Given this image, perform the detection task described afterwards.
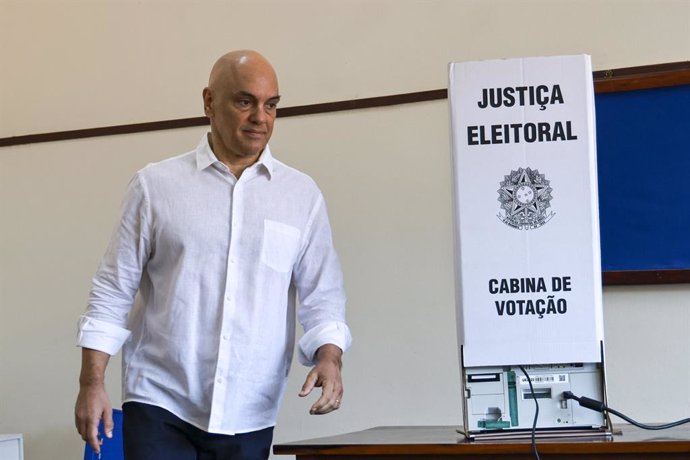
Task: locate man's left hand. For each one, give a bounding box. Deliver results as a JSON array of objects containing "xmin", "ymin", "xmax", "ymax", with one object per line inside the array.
[{"xmin": 299, "ymin": 344, "xmax": 343, "ymax": 415}]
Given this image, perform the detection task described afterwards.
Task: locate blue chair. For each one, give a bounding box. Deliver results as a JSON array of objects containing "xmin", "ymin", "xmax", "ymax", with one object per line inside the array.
[{"xmin": 83, "ymin": 408, "xmax": 123, "ymax": 460}]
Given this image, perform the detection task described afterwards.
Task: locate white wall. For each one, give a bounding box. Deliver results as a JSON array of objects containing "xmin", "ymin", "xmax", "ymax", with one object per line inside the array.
[{"xmin": 1, "ymin": 1, "xmax": 689, "ymax": 459}]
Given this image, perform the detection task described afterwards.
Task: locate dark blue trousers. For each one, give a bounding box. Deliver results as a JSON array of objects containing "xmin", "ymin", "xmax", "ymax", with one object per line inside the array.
[{"xmin": 122, "ymin": 402, "xmax": 273, "ymax": 460}]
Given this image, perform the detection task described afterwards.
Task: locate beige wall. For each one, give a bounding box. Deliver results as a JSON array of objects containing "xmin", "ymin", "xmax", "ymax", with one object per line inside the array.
[{"xmin": 1, "ymin": 1, "xmax": 689, "ymax": 459}]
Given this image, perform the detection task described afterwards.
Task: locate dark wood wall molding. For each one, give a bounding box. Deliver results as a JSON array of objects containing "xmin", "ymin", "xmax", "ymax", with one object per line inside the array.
[
  {"xmin": 0, "ymin": 117, "xmax": 210, "ymax": 148},
  {"xmin": 2, "ymin": 61, "xmax": 689, "ymax": 287},
  {"xmin": 593, "ymin": 61, "xmax": 690, "ymax": 93},
  {"xmin": 0, "ymin": 90, "xmax": 449, "ymax": 148},
  {"xmin": 603, "ymin": 269, "xmax": 690, "ymax": 286}
]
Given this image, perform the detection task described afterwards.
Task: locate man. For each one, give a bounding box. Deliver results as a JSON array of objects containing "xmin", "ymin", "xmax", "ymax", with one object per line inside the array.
[{"xmin": 75, "ymin": 50, "xmax": 351, "ymax": 460}]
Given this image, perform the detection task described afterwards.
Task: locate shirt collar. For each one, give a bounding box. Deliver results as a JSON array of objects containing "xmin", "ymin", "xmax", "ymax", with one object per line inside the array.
[
  {"xmin": 256, "ymin": 144, "xmax": 275, "ymax": 179},
  {"xmin": 195, "ymin": 134, "xmax": 217, "ymax": 171},
  {"xmin": 195, "ymin": 133, "xmax": 275, "ymax": 179}
]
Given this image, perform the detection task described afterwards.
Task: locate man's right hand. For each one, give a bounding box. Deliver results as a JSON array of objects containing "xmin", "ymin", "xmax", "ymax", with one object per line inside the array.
[{"xmin": 75, "ymin": 348, "xmax": 113, "ymax": 455}]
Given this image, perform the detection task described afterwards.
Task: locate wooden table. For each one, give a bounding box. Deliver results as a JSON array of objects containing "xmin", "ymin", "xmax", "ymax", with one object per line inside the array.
[{"xmin": 273, "ymin": 425, "xmax": 690, "ymax": 459}]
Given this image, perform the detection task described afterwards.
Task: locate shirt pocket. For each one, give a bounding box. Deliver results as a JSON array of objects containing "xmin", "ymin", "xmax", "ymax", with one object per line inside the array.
[{"xmin": 261, "ymin": 219, "xmax": 302, "ymax": 273}]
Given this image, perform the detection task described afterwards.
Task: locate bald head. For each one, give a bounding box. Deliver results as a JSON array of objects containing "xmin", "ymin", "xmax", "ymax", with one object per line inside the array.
[
  {"xmin": 202, "ymin": 50, "xmax": 281, "ymax": 174},
  {"xmin": 208, "ymin": 50, "xmax": 278, "ymax": 95}
]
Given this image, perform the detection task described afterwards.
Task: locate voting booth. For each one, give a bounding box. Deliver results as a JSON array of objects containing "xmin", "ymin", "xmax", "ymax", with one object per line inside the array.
[{"xmin": 449, "ymin": 55, "xmax": 610, "ymax": 438}]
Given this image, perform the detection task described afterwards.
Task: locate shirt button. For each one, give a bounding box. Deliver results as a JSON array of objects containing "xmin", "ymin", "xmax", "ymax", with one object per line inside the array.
[
  {"xmin": 222, "ymin": 335, "xmax": 229, "ymax": 341},
  {"xmin": 217, "ymin": 378, "xmax": 223, "ymax": 384}
]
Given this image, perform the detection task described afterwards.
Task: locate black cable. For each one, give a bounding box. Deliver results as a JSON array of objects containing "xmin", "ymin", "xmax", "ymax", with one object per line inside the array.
[
  {"xmin": 518, "ymin": 366, "xmax": 541, "ymax": 460},
  {"xmin": 563, "ymin": 391, "xmax": 690, "ymax": 430}
]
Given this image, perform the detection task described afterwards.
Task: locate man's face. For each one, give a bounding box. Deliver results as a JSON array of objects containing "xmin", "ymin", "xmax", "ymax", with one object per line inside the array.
[{"xmin": 204, "ymin": 60, "xmax": 280, "ymax": 161}]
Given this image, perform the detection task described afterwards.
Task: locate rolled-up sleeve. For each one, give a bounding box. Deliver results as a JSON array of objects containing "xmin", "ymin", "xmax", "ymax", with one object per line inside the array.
[
  {"xmin": 77, "ymin": 173, "xmax": 151, "ymax": 355},
  {"xmin": 77, "ymin": 315, "xmax": 132, "ymax": 355},
  {"xmin": 298, "ymin": 321, "xmax": 352, "ymax": 366},
  {"xmin": 293, "ymin": 194, "xmax": 352, "ymax": 366}
]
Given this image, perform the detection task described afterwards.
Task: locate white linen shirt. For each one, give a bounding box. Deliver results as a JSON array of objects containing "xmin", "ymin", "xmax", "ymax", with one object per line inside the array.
[{"xmin": 78, "ymin": 134, "xmax": 351, "ymax": 434}]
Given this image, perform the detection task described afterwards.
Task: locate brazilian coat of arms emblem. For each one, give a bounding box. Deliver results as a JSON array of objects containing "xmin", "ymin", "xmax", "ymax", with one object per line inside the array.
[{"xmin": 497, "ymin": 167, "xmax": 554, "ymax": 230}]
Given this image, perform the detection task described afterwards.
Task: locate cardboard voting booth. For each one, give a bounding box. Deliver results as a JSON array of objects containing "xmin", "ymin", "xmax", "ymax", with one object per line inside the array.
[{"xmin": 449, "ymin": 55, "xmax": 609, "ymax": 437}]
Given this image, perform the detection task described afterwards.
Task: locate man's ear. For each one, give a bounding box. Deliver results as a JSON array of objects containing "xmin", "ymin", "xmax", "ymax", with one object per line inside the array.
[{"xmin": 202, "ymin": 87, "xmax": 213, "ymax": 118}]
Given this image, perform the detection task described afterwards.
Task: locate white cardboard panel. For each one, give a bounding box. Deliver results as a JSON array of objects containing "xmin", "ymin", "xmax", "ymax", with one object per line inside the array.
[{"xmin": 449, "ymin": 55, "xmax": 604, "ymax": 367}]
